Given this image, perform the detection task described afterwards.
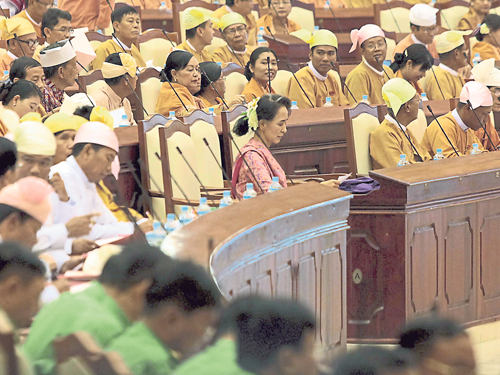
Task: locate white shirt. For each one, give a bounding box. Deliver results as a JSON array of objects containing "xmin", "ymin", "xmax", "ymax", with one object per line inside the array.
[
  {"xmin": 50, "ymin": 155, "xmax": 134, "ymax": 240},
  {"xmin": 308, "ymin": 61, "xmax": 328, "ymax": 81},
  {"xmin": 385, "ymin": 114, "xmax": 407, "ymax": 132},
  {"xmin": 363, "ymin": 59, "xmax": 384, "ymax": 76},
  {"xmin": 113, "ymin": 36, "xmax": 131, "ymax": 51},
  {"xmin": 452, "ymin": 108, "xmax": 469, "ymax": 132},
  {"xmin": 438, "ymin": 63, "xmax": 459, "ymax": 77}
]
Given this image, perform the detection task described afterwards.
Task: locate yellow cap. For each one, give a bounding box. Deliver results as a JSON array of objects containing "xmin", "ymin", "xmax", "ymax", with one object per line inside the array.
[
  {"xmin": 382, "ymin": 78, "xmax": 417, "ymax": 115},
  {"xmin": 90, "ymin": 106, "xmax": 114, "ymax": 129},
  {"xmin": 220, "ymin": 12, "xmax": 246, "ymax": 31},
  {"xmin": 310, "ymin": 29, "xmax": 338, "ymax": 49},
  {"xmin": 102, "ymin": 53, "xmax": 137, "ymax": 79},
  {"xmin": 435, "ymin": 30, "xmax": 471, "ymax": 54},
  {"xmin": 20, "ymin": 112, "xmax": 42, "ymax": 123},
  {"xmin": 183, "ymin": 7, "xmax": 212, "ymax": 30},
  {"xmin": 44, "ymin": 112, "xmax": 78, "ymax": 134},
  {"xmin": 0, "ymin": 17, "xmax": 36, "ymax": 40},
  {"xmin": 290, "ymin": 29, "xmax": 313, "ymax": 43},
  {"xmin": 13, "ymin": 121, "xmax": 56, "ymax": 156},
  {"xmin": 72, "ymin": 115, "xmax": 88, "ymax": 130}
]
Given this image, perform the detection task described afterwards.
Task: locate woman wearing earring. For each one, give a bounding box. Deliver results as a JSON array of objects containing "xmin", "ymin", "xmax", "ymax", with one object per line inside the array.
[
  {"xmin": 231, "ymin": 94, "xmax": 290, "ymax": 199},
  {"xmin": 0, "ymin": 79, "xmax": 42, "ymax": 119},
  {"xmin": 473, "ymin": 15, "xmax": 500, "ymax": 63},
  {"xmin": 241, "ymin": 47, "xmax": 278, "ymax": 102},
  {"xmin": 390, "ymin": 44, "xmax": 434, "ymax": 97}
]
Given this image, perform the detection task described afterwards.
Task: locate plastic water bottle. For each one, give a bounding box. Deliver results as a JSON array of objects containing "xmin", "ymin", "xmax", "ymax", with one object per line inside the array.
[
  {"xmin": 470, "ymin": 143, "xmax": 482, "ymax": 155},
  {"xmin": 291, "ymin": 101, "xmax": 299, "ymax": 110},
  {"xmin": 472, "ymin": 53, "xmax": 481, "ymax": 66},
  {"xmin": 179, "ymin": 205, "xmax": 193, "ymax": 225},
  {"xmin": 145, "ymin": 221, "xmax": 165, "ymax": 247},
  {"xmin": 361, "ymin": 95, "xmax": 370, "ymax": 104},
  {"xmin": 324, "ymin": 97, "xmax": 334, "ymax": 107},
  {"xmin": 243, "ymin": 183, "xmax": 257, "ymax": 199},
  {"xmin": 219, "ymin": 190, "xmax": 234, "ymax": 208},
  {"xmin": 167, "ymin": 111, "xmax": 177, "ymax": 121},
  {"xmin": 118, "ymin": 114, "xmax": 129, "ymax": 127},
  {"xmin": 2, "ymin": 70, "xmax": 8, "ymax": 78},
  {"xmin": 214, "ymin": 0, "xmax": 219, "ymax": 4},
  {"xmin": 159, "ymin": 1, "xmax": 167, "ymax": 10},
  {"xmin": 208, "ymin": 106, "xmax": 215, "ymax": 117},
  {"xmin": 196, "ymin": 197, "xmax": 211, "ymax": 216},
  {"xmin": 216, "ymin": 62, "xmax": 222, "ymax": 67},
  {"xmin": 397, "ymin": 154, "xmax": 409, "ymax": 166},
  {"xmin": 421, "ymin": 92, "xmax": 428, "ymax": 101},
  {"xmin": 258, "ymin": 26, "xmax": 265, "ymax": 40},
  {"xmin": 430, "ymin": 0, "xmax": 436, "ymax": 6},
  {"xmin": 269, "ymin": 176, "xmax": 282, "ymax": 192},
  {"xmin": 323, "ymin": 0, "xmax": 329, "ymax": 9},
  {"xmin": 257, "ymin": 36, "xmax": 268, "ymax": 47},
  {"xmin": 314, "ymin": 26, "xmax": 319, "ymax": 33},
  {"xmin": 433, "ymin": 148, "xmax": 445, "ymax": 160},
  {"xmin": 164, "ymin": 213, "xmax": 181, "ymax": 235}
]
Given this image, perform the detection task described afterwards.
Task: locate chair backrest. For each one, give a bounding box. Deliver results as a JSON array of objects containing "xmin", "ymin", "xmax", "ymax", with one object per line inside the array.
[
  {"xmin": 374, "ymin": 1, "xmax": 412, "ymax": 33},
  {"xmin": 434, "ymin": 0, "xmax": 470, "ymax": 30},
  {"xmin": 172, "ymin": 0, "xmax": 219, "ymax": 43},
  {"xmin": 78, "ymin": 70, "xmax": 106, "ymax": 95},
  {"xmin": 384, "ymin": 30, "xmax": 398, "ymax": 62},
  {"xmin": 53, "ymin": 332, "xmax": 132, "ymax": 375},
  {"xmin": 222, "ymin": 63, "xmax": 244, "ymax": 77},
  {"xmin": 288, "ymin": 0, "xmax": 315, "ymax": 33},
  {"xmin": 0, "ymin": 331, "xmax": 18, "ymax": 375},
  {"xmin": 273, "ymin": 70, "xmax": 292, "ymax": 96},
  {"xmin": 139, "ymin": 30, "xmax": 178, "ymax": 67},
  {"xmin": 344, "ymin": 102, "xmax": 385, "ymax": 176},
  {"xmin": 86, "ymin": 31, "xmax": 111, "ymax": 52},
  {"xmin": 138, "ymin": 67, "xmax": 162, "ymax": 117},
  {"xmin": 225, "ymin": 72, "xmax": 247, "ymax": 103},
  {"xmin": 221, "ymin": 104, "xmax": 250, "ymax": 177},
  {"xmin": 205, "ymin": 36, "xmax": 226, "ymax": 55},
  {"xmin": 190, "ymin": 119, "xmax": 224, "ymax": 188},
  {"xmin": 407, "ymin": 109, "xmax": 427, "ymax": 144},
  {"xmin": 492, "ymin": 0, "xmax": 500, "ymax": 15},
  {"xmin": 181, "ymin": 109, "xmax": 214, "ymax": 125}
]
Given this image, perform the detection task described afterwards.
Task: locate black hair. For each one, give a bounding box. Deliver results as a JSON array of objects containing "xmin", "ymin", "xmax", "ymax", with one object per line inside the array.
[
  {"xmin": 438, "ymin": 43, "xmax": 465, "ymax": 60},
  {"xmin": 41, "ymin": 8, "xmax": 71, "ymax": 38},
  {"xmin": 144, "ymin": 259, "xmax": 221, "ymax": 314},
  {"xmin": 0, "ymin": 79, "xmax": 42, "ymax": 106},
  {"xmin": 477, "ymin": 14, "xmax": 500, "ymax": 42},
  {"xmin": 331, "ymin": 346, "xmax": 417, "ymax": 375},
  {"xmin": 0, "ymin": 138, "xmax": 16, "ymax": 178},
  {"xmin": 237, "ymin": 298, "xmax": 316, "ymax": 373},
  {"xmin": 104, "ymin": 52, "xmax": 126, "ymax": 86},
  {"xmin": 71, "ymin": 143, "xmax": 105, "ymax": 157},
  {"xmin": 233, "ymin": 94, "xmax": 291, "ymax": 136},
  {"xmin": 73, "ymin": 105, "xmax": 93, "ymax": 120},
  {"xmin": 9, "ymin": 57, "xmax": 41, "ymax": 81},
  {"xmin": 226, "ymin": 0, "xmax": 235, "ymax": 6},
  {"xmin": 410, "ymin": 22, "xmax": 420, "ymax": 31},
  {"xmin": 0, "ymin": 205, "xmax": 33, "ymax": 225},
  {"xmin": 111, "ymin": 5, "xmax": 139, "ymax": 25},
  {"xmin": 244, "ymin": 47, "xmax": 278, "ymax": 81},
  {"xmin": 390, "ymin": 44, "xmax": 434, "ymax": 73},
  {"xmin": 398, "ymin": 315, "xmax": 466, "ymax": 360},
  {"xmin": 98, "ymin": 243, "xmax": 168, "ymax": 290},
  {"xmin": 311, "ymin": 45, "xmax": 337, "ymax": 54},
  {"xmin": 0, "ymin": 241, "xmax": 45, "ymax": 283},
  {"xmin": 40, "ymin": 41, "xmax": 74, "ymax": 79},
  {"xmin": 197, "ymin": 61, "xmax": 222, "ymax": 95},
  {"xmin": 161, "ymin": 50, "xmax": 194, "ymax": 83},
  {"xmin": 185, "ymin": 20, "xmax": 209, "ymax": 40}
]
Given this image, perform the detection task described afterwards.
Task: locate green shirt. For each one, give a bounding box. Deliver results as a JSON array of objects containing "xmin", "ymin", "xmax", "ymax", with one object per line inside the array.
[
  {"xmin": 23, "ymin": 282, "xmax": 130, "ymax": 375},
  {"xmin": 106, "ymin": 321, "xmax": 178, "ymax": 375},
  {"xmin": 174, "ymin": 339, "xmax": 253, "ymax": 375}
]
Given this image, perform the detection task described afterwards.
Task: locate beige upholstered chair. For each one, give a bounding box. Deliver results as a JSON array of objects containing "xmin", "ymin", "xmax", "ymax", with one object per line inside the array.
[
  {"xmin": 344, "ymin": 102, "xmax": 385, "ymax": 176},
  {"xmin": 435, "ymin": 0, "xmax": 470, "ymax": 30},
  {"xmin": 273, "ymin": 70, "xmax": 293, "ymax": 96},
  {"xmin": 78, "ymin": 70, "xmax": 106, "ymax": 95},
  {"xmin": 225, "ymin": 72, "xmax": 247, "ymax": 103},
  {"xmin": 138, "ymin": 68, "xmax": 162, "ymax": 118},
  {"xmin": 205, "ymin": 36, "xmax": 226, "ymax": 55},
  {"xmin": 221, "ymin": 105, "xmax": 250, "ymax": 177},
  {"xmin": 139, "ymin": 30, "xmax": 178, "ymax": 67},
  {"xmin": 288, "ymin": 0, "xmax": 315, "ymax": 33},
  {"xmin": 85, "ymin": 31, "xmax": 111, "ymax": 53},
  {"xmin": 407, "ymin": 109, "xmax": 427, "ymax": 144},
  {"xmin": 374, "ymin": 1, "xmax": 412, "ymax": 33}
]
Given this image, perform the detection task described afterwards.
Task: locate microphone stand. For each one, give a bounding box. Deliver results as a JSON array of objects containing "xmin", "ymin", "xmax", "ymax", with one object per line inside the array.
[
  {"xmin": 104, "ymin": 0, "xmax": 114, "ymax": 12},
  {"xmin": 159, "ymin": 70, "xmax": 189, "ymax": 113},
  {"xmin": 161, "ymin": 29, "xmax": 176, "ymax": 49},
  {"xmin": 228, "ymin": 132, "xmax": 265, "ymax": 194},
  {"xmin": 218, "ymin": 28, "xmax": 245, "ymax": 68},
  {"xmin": 375, "ymin": 56, "xmax": 391, "ymax": 81},
  {"xmin": 267, "ymin": 56, "xmax": 272, "ymax": 93},
  {"xmin": 198, "ymin": 65, "xmax": 230, "ymax": 109},
  {"xmin": 430, "ymin": 65, "xmax": 446, "ymax": 100},
  {"xmin": 329, "ymin": 61, "xmax": 357, "ymax": 104},
  {"xmin": 467, "ymin": 99, "xmax": 498, "ymax": 151},
  {"xmin": 427, "ymin": 105, "xmax": 460, "ymax": 157},
  {"xmin": 391, "ymin": 114, "xmax": 423, "ymax": 161},
  {"xmin": 13, "ymin": 33, "xmax": 26, "ymax": 57},
  {"xmin": 326, "ymin": 2, "xmax": 344, "ymax": 34},
  {"xmin": 269, "ymin": 1, "xmax": 290, "ymax": 35},
  {"xmin": 74, "ymin": 78, "xmax": 95, "ymax": 107},
  {"xmin": 382, "ymin": 0, "xmax": 401, "ymax": 33}
]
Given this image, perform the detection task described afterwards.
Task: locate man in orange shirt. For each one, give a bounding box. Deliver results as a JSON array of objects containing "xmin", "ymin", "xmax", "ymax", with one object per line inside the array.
[
  {"xmin": 58, "ymin": 0, "xmax": 110, "ymax": 31},
  {"xmin": 12, "ymin": 0, "xmax": 51, "ymax": 37},
  {"xmin": 0, "ymin": 18, "xmax": 38, "ymax": 73},
  {"xmin": 393, "ymin": 3, "xmax": 439, "ymax": 60},
  {"xmin": 213, "ymin": 0, "xmax": 257, "ymax": 45}
]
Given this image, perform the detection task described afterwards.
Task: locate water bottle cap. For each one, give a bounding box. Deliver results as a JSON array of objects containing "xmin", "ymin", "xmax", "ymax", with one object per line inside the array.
[
  {"xmin": 272, "ymin": 176, "xmax": 279, "ymax": 182},
  {"xmin": 161, "ymin": 1, "xmax": 165, "ymax": 4},
  {"xmin": 475, "ymin": 53, "xmax": 480, "ymax": 57},
  {"xmin": 153, "ymin": 221, "xmax": 162, "ymax": 230},
  {"xmin": 259, "ymin": 26, "xmax": 264, "ymax": 31},
  {"xmin": 292, "ymin": 101, "xmax": 297, "ymax": 106},
  {"xmin": 169, "ymin": 111, "xmax": 176, "ymax": 117},
  {"xmin": 362, "ymin": 95, "xmax": 368, "ymax": 100},
  {"xmin": 181, "ymin": 205, "xmax": 188, "ymax": 212},
  {"xmin": 473, "ymin": 143, "xmax": 478, "ymax": 148},
  {"xmin": 209, "ymin": 107, "xmax": 214, "ymax": 114},
  {"xmin": 325, "ymin": 1, "xmax": 329, "ymax": 4},
  {"xmin": 3, "ymin": 70, "xmax": 8, "ymax": 75},
  {"xmin": 421, "ymin": 93, "xmax": 426, "ymax": 97},
  {"xmin": 326, "ymin": 97, "xmax": 332, "ymax": 103},
  {"xmin": 199, "ymin": 197, "xmax": 207, "ymax": 204},
  {"xmin": 121, "ymin": 114, "xmax": 127, "ymax": 120},
  {"xmin": 223, "ymin": 190, "xmax": 230, "ymax": 197},
  {"xmin": 167, "ymin": 213, "xmax": 175, "ymax": 221},
  {"xmin": 314, "ymin": 26, "xmax": 319, "ymax": 31},
  {"xmin": 400, "ymin": 154, "xmax": 406, "ymax": 159},
  {"xmin": 246, "ymin": 183, "xmax": 253, "ymax": 189},
  {"xmin": 216, "ymin": 62, "xmax": 222, "ymax": 66},
  {"xmin": 436, "ymin": 148, "xmax": 442, "ymax": 153}
]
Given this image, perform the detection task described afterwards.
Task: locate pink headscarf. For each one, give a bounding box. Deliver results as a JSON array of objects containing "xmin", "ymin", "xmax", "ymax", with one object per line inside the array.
[
  {"xmin": 459, "ymin": 81, "xmax": 493, "ymax": 109},
  {"xmin": 0, "ymin": 177, "xmax": 53, "ymax": 223},
  {"xmin": 349, "ymin": 24, "xmax": 385, "ymax": 53},
  {"xmin": 74, "ymin": 121, "xmax": 119, "ymax": 153}
]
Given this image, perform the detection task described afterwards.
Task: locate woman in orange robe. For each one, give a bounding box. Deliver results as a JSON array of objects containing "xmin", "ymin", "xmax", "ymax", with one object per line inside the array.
[
  {"xmin": 473, "ymin": 15, "xmax": 500, "ymax": 63},
  {"xmin": 241, "ymin": 47, "xmax": 278, "ymax": 102}
]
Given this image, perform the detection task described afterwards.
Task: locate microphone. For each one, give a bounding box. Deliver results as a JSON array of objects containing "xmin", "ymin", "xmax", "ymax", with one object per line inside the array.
[
  {"xmin": 175, "ymin": 146, "xmax": 217, "ymax": 206},
  {"xmin": 374, "ymin": 56, "xmax": 391, "ymax": 81},
  {"xmin": 104, "ymin": 0, "xmax": 113, "ymax": 12},
  {"xmin": 198, "ymin": 65, "xmax": 230, "ymax": 109},
  {"xmin": 266, "ymin": 26, "xmax": 315, "ymax": 108},
  {"xmin": 326, "ymin": 2, "xmax": 344, "ymax": 34},
  {"xmin": 390, "ymin": 113, "xmax": 423, "ymax": 161},
  {"xmin": 123, "ymin": 73, "xmax": 149, "ymax": 117},
  {"xmin": 76, "ymin": 61, "xmax": 89, "ymax": 73},
  {"xmin": 269, "ymin": 1, "xmax": 290, "ymax": 35},
  {"xmin": 108, "ymin": 174, "xmax": 148, "ymax": 242},
  {"xmin": 329, "ymin": 61, "xmax": 357, "ymax": 104},
  {"xmin": 218, "ymin": 28, "xmax": 245, "ymax": 68},
  {"xmin": 159, "ymin": 69, "xmax": 189, "ymax": 113},
  {"xmin": 382, "ymin": 0, "xmax": 401, "ymax": 33},
  {"xmin": 466, "ymin": 99, "xmax": 498, "ymax": 151},
  {"xmin": 13, "ymin": 33, "xmax": 25, "ymax": 57},
  {"xmin": 426, "ymin": 105, "xmax": 460, "ymax": 157},
  {"xmin": 228, "ymin": 132, "xmax": 265, "ymax": 194},
  {"xmin": 267, "ymin": 56, "xmax": 272, "ymax": 93},
  {"xmin": 430, "ymin": 65, "xmax": 446, "ymax": 100},
  {"xmin": 202, "ymin": 137, "xmax": 240, "ymax": 200},
  {"xmin": 161, "ymin": 29, "xmax": 177, "ymax": 50},
  {"xmin": 74, "ymin": 78, "xmax": 95, "ymax": 107},
  {"xmin": 0, "ymin": 7, "xmax": 8, "ymax": 18}
]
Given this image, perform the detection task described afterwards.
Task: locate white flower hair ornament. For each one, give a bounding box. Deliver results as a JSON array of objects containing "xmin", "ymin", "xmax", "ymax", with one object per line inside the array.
[{"xmin": 240, "ymin": 98, "xmax": 259, "ymax": 132}]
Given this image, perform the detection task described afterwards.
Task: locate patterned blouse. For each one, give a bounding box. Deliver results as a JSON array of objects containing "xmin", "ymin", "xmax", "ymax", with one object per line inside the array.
[
  {"xmin": 42, "ymin": 77, "xmax": 65, "ymax": 113},
  {"xmin": 233, "ymin": 137, "xmax": 287, "ymax": 200}
]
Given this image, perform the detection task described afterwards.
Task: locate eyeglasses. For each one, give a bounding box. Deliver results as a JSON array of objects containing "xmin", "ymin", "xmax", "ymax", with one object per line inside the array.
[
  {"xmin": 489, "ymin": 87, "xmax": 500, "ymax": 95},
  {"xmin": 224, "ymin": 25, "xmax": 247, "ymax": 36},
  {"xmin": 419, "ymin": 25, "xmax": 437, "ymax": 33},
  {"xmin": 36, "ymin": 0, "xmax": 54, "ymax": 8},
  {"xmin": 17, "ymin": 39, "xmax": 39, "ymax": 48},
  {"xmin": 53, "ymin": 27, "xmax": 74, "ymax": 34},
  {"xmin": 363, "ymin": 40, "xmax": 387, "ymax": 51}
]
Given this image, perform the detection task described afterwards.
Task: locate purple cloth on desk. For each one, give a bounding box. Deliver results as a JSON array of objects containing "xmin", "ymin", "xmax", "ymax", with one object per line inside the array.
[{"xmin": 339, "ymin": 177, "xmax": 380, "ymax": 194}]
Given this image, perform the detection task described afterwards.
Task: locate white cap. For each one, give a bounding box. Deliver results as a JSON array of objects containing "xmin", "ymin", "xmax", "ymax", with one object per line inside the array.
[
  {"xmin": 39, "ymin": 41, "xmax": 76, "ymax": 68},
  {"xmin": 409, "ymin": 4, "xmax": 438, "ymax": 27}
]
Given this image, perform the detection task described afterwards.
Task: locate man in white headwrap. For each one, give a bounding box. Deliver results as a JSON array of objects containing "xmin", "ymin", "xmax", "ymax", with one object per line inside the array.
[
  {"xmin": 471, "ymin": 58, "xmax": 500, "ymax": 150},
  {"xmin": 370, "ymin": 78, "xmax": 431, "ymax": 169}
]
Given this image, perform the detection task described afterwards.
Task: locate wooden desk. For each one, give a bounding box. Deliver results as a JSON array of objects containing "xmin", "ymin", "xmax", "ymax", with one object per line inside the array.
[
  {"xmin": 162, "ymin": 182, "xmax": 352, "ymax": 358},
  {"xmin": 347, "ymin": 152, "xmax": 500, "ymax": 342},
  {"xmin": 263, "ymin": 34, "xmax": 310, "ymax": 71}
]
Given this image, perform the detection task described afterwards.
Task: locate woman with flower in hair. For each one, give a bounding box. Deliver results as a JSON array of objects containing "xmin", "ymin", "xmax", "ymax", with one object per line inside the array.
[
  {"xmin": 473, "ymin": 14, "xmax": 500, "ymax": 63},
  {"xmin": 231, "ymin": 94, "xmax": 290, "ymax": 199}
]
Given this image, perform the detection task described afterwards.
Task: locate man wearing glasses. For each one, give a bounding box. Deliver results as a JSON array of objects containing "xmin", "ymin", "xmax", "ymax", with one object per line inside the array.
[
  {"xmin": 213, "ymin": 13, "xmax": 254, "ymax": 68},
  {"xmin": 257, "ymin": 0, "xmax": 301, "ymax": 36},
  {"xmin": 13, "ymin": 0, "xmax": 53, "ymax": 38},
  {"xmin": 33, "ymin": 8, "xmax": 72, "ymax": 62},
  {"xmin": 212, "ymin": 0, "xmax": 257, "ymax": 46},
  {"xmin": 393, "ymin": 4, "xmax": 439, "ymax": 61},
  {"xmin": 0, "ymin": 17, "xmax": 38, "ymax": 73}
]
